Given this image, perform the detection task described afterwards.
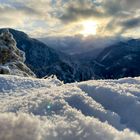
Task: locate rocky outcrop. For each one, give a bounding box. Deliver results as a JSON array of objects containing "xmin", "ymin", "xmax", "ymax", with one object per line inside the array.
[{"xmin": 0, "ymin": 29, "xmax": 35, "ymax": 77}]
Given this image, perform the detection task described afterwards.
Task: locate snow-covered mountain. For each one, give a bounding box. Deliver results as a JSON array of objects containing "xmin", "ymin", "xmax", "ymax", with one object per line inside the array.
[
  {"xmin": 0, "ymin": 28, "xmax": 79, "ymax": 83},
  {"xmin": 94, "ymin": 39, "xmax": 140, "ymax": 79},
  {"xmin": 1, "ymin": 28, "xmax": 140, "ymax": 83},
  {"xmin": 0, "ymin": 74, "xmax": 140, "ymax": 140},
  {"xmin": 40, "ymin": 35, "xmax": 140, "ymax": 81},
  {"xmin": 0, "ymin": 28, "xmax": 97, "ymax": 83},
  {"xmin": 0, "ymin": 29, "xmax": 35, "ymax": 77}
]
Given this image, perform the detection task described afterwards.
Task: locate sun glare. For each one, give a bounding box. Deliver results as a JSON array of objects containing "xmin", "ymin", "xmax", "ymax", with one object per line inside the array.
[{"xmin": 80, "ymin": 20, "xmax": 97, "ymax": 37}]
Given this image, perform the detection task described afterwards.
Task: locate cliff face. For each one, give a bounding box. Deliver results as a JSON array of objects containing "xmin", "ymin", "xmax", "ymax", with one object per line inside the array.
[{"xmin": 0, "ymin": 29, "xmax": 35, "ymax": 77}]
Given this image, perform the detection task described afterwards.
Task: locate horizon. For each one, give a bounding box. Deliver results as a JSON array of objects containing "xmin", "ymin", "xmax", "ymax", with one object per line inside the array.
[{"xmin": 0, "ymin": 0, "xmax": 140, "ymax": 38}]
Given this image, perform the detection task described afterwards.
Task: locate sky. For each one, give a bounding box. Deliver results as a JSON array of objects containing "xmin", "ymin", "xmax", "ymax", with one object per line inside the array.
[{"xmin": 0, "ymin": 0, "xmax": 140, "ymax": 38}]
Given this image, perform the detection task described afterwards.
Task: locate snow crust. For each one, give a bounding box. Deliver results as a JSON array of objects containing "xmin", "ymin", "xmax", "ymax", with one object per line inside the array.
[{"xmin": 0, "ymin": 75, "xmax": 140, "ymax": 140}]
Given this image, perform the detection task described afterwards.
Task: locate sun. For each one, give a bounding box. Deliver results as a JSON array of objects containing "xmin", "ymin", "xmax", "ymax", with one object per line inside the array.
[{"xmin": 80, "ymin": 20, "xmax": 97, "ymax": 37}]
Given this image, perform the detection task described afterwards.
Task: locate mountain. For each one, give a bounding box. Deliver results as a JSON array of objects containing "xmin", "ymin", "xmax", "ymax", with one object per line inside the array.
[
  {"xmin": 2, "ymin": 28, "xmax": 139, "ymax": 83},
  {"xmin": 94, "ymin": 39, "xmax": 140, "ymax": 79},
  {"xmin": 0, "ymin": 28, "xmax": 98, "ymax": 83},
  {"xmin": 0, "ymin": 29, "xmax": 35, "ymax": 77},
  {"xmin": 0, "ymin": 28, "xmax": 78, "ymax": 83}
]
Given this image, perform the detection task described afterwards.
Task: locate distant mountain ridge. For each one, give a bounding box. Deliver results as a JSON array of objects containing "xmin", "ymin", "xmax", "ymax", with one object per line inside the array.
[{"xmin": 94, "ymin": 39, "xmax": 140, "ymax": 79}]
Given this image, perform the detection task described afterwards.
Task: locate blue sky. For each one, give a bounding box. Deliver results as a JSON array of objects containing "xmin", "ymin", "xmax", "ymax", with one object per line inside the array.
[{"xmin": 0, "ymin": 0, "xmax": 140, "ymax": 37}]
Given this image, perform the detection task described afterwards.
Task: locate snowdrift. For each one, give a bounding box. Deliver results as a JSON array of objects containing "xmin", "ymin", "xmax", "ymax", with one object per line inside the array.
[{"xmin": 0, "ymin": 75, "xmax": 140, "ymax": 140}]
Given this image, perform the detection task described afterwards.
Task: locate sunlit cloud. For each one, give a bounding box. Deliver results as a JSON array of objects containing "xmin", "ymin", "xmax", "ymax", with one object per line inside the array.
[{"xmin": 0, "ymin": 0, "xmax": 140, "ymax": 37}]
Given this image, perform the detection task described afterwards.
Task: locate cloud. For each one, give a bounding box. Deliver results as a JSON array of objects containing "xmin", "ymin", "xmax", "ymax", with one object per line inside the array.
[
  {"xmin": 0, "ymin": 0, "xmax": 60, "ymax": 35},
  {"xmin": 59, "ymin": 0, "xmax": 105, "ymax": 23},
  {"xmin": 0, "ymin": 4, "xmax": 26, "ymax": 27},
  {"xmin": 104, "ymin": 0, "xmax": 140, "ymax": 35},
  {"xmin": 0, "ymin": 0, "xmax": 140, "ymax": 37},
  {"xmin": 121, "ymin": 0, "xmax": 140, "ymax": 10},
  {"xmin": 120, "ymin": 17, "xmax": 140, "ymax": 31},
  {"xmin": 58, "ymin": 0, "xmax": 140, "ymax": 36}
]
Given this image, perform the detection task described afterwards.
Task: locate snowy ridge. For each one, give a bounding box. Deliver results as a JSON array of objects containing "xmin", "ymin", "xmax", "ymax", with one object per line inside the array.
[{"xmin": 0, "ymin": 75, "xmax": 140, "ymax": 140}]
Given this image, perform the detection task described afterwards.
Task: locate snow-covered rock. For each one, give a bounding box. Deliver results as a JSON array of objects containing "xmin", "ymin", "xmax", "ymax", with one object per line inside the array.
[
  {"xmin": 0, "ymin": 29, "xmax": 35, "ymax": 77},
  {"xmin": 0, "ymin": 75, "xmax": 140, "ymax": 140}
]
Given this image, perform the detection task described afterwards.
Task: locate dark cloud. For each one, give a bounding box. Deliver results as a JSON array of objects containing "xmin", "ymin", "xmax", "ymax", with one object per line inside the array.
[
  {"xmin": 59, "ymin": 0, "xmax": 105, "ymax": 22},
  {"xmin": 117, "ymin": 17, "xmax": 140, "ymax": 34},
  {"xmin": 60, "ymin": 6, "xmax": 104, "ymax": 22},
  {"xmin": 120, "ymin": 17, "xmax": 140, "ymax": 29},
  {"xmin": 59, "ymin": 0, "xmax": 123, "ymax": 23},
  {"xmin": 103, "ymin": 0, "xmax": 122, "ymax": 15}
]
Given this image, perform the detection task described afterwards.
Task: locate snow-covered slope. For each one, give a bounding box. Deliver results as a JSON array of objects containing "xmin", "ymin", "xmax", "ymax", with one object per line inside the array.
[{"xmin": 0, "ymin": 75, "xmax": 140, "ymax": 140}]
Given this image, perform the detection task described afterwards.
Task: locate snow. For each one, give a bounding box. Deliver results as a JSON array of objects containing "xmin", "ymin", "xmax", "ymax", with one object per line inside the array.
[
  {"xmin": 100, "ymin": 51, "xmax": 111, "ymax": 61},
  {"xmin": 0, "ymin": 75, "xmax": 140, "ymax": 140}
]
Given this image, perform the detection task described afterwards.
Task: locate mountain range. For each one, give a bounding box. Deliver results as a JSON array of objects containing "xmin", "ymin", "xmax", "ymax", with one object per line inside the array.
[{"xmin": 0, "ymin": 28, "xmax": 140, "ymax": 82}]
